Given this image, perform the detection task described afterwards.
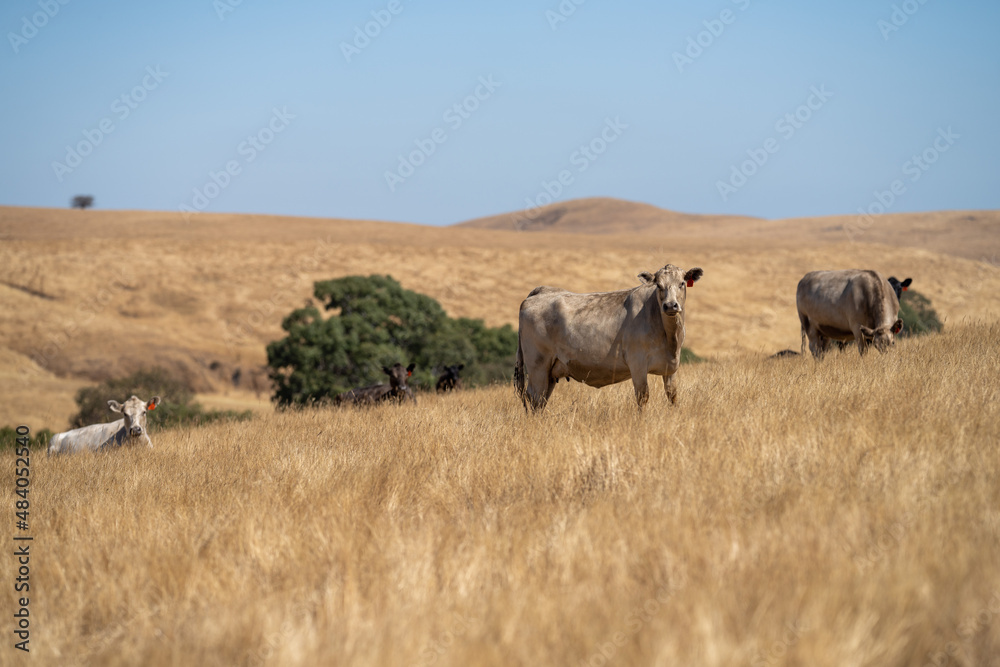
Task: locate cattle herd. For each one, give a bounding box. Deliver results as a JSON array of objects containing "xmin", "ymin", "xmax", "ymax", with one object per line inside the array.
[{"xmin": 48, "ymin": 265, "xmax": 913, "ymax": 454}]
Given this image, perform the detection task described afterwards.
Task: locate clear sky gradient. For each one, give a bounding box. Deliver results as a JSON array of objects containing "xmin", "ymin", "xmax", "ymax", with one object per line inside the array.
[{"xmin": 2, "ymin": 0, "xmax": 997, "ymax": 225}]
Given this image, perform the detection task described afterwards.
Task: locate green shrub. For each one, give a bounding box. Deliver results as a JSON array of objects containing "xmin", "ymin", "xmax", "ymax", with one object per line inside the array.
[
  {"xmin": 680, "ymin": 347, "xmax": 706, "ymax": 364},
  {"xmin": 267, "ymin": 275, "xmax": 518, "ymax": 406},
  {"xmin": 71, "ymin": 367, "xmax": 252, "ymax": 431},
  {"xmin": 0, "ymin": 426, "xmax": 53, "ymax": 451},
  {"xmin": 898, "ymin": 289, "xmax": 943, "ymax": 337}
]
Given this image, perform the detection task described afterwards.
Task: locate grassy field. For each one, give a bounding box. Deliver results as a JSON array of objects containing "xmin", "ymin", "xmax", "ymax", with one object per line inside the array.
[
  {"xmin": 3, "ymin": 202, "xmax": 1000, "ymax": 431},
  {"xmin": 7, "ymin": 322, "xmax": 998, "ymax": 666}
]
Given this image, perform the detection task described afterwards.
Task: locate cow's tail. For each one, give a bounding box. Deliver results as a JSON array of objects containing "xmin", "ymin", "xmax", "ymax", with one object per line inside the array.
[
  {"xmin": 799, "ymin": 314, "xmax": 810, "ymax": 356},
  {"xmin": 514, "ymin": 327, "xmax": 526, "ymax": 404}
]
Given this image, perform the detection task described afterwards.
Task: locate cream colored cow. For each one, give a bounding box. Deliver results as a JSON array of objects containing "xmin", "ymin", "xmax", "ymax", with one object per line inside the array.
[
  {"xmin": 48, "ymin": 395, "xmax": 161, "ymax": 455},
  {"xmin": 514, "ymin": 264, "xmax": 703, "ymax": 411}
]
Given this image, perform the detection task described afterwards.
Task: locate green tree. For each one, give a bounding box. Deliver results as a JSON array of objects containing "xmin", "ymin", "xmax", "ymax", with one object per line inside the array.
[{"xmin": 267, "ymin": 275, "xmax": 517, "ymax": 406}]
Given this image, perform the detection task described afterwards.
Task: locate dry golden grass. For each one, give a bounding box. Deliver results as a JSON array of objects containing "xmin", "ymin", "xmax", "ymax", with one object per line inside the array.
[
  {"xmin": 3, "ymin": 202, "xmax": 1000, "ymax": 431},
  {"xmin": 7, "ymin": 322, "xmax": 998, "ymax": 666}
]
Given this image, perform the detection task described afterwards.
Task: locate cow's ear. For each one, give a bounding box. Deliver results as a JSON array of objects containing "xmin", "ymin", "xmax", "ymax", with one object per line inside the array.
[
  {"xmin": 407, "ymin": 363, "xmax": 416, "ymax": 373},
  {"xmin": 382, "ymin": 366, "xmax": 391, "ymax": 375},
  {"xmin": 892, "ymin": 319, "xmax": 904, "ymax": 334},
  {"xmin": 108, "ymin": 400, "xmax": 123, "ymax": 413},
  {"xmin": 147, "ymin": 396, "xmax": 161, "ymax": 411},
  {"xmin": 684, "ymin": 267, "xmax": 704, "ymax": 286},
  {"xmin": 901, "ymin": 278, "xmax": 912, "ymax": 290},
  {"xmin": 637, "ymin": 272, "xmax": 654, "ymax": 284},
  {"xmin": 457, "ymin": 364, "xmax": 464, "ymax": 371},
  {"xmin": 860, "ymin": 325, "xmax": 875, "ymax": 338}
]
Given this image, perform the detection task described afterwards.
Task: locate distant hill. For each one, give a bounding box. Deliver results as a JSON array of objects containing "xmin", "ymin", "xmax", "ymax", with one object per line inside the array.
[
  {"xmin": 456, "ymin": 197, "xmax": 1000, "ymax": 262},
  {"xmin": 456, "ymin": 197, "xmax": 759, "ymax": 235}
]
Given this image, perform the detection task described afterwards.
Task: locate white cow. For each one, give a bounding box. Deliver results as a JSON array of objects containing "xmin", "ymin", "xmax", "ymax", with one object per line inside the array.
[{"xmin": 48, "ymin": 395, "xmax": 161, "ymax": 455}]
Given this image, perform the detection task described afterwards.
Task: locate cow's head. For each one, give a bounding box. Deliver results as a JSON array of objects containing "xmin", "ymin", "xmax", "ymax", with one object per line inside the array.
[
  {"xmin": 383, "ymin": 363, "xmax": 416, "ymax": 391},
  {"xmin": 887, "ymin": 276, "xmax": 912, "ymax": 300},
  {"xmin": 860, "ymin": 319, "xmax": 904, "ymax": 353},
  {"xmin": 443, "ymin": 364, "xmax": 464, "ymax": 380},
  {"xmin": 108, "ymin": 395, "xmax": 160, "ymax": 439},
  {"xmin": 638, "ymin": 264, "xmax": 703, "ymax": 318}
]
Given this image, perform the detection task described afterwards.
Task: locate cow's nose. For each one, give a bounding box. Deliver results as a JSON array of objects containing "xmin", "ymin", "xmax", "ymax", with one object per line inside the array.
[
  {"xmin": 663, "ymin": 302, "xmax": 680, "ymax": 314},
  {"xmin": 130, "ymin": 426, "xmax": 142, "ymax": 436}
]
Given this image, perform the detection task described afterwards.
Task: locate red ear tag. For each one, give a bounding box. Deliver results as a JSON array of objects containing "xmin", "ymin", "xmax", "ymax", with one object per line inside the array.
[
  {"xmin": 686, "ymin": 279, "xmax": 694, "ymax": 288},
  {"xmin": 147, "ymin": 402, "xmax": 156, "ymax": 411},
  {"xmin": 902, "ymin": 286, "xmax": 908, "ymax": 291},
  {"xmin": 407, "ymin": 371, "xmax": 412, "ymax": 377}
]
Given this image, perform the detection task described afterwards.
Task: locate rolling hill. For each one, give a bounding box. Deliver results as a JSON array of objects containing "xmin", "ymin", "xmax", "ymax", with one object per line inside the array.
[{"xmin": 2, "ymin": 199, "xmax": 999, "ymax": 430}]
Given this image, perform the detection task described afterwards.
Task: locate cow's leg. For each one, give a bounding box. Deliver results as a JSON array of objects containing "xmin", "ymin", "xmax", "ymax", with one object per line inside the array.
[
  {"xmin": 662, "ymin": 373, "xmax": 678, "ymax": 405},
  {"xmin": 854, "ymin": 326, "xmax": 869, "ymax": 356},
  {"xmin": 525, "ymin": 364, "xmax": 555, "ymax": 412},
  {"xmin": 631, "ymin": 371, "xmax": 650, "ymax": 410},
  {"xmin": 807, "ymin": 326, "xmax": 827, "ymax": 359}
]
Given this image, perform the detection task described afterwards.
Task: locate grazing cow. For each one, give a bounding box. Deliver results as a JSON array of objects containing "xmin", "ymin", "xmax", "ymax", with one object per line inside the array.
[
  {"xmin": 514, "ymin": 264, "xmax": 703, "ymax": 411},
  {"xmin": 887, "ymin": 276, "xmax": 913, "ymax": 300},
  {"xmin": 797, "ymin": 269, "xmax": 904, "ymax": 358},
  {"xmin": 436, "ymin": 364, "xmax": 464, "ymax": 393},
  {"xmin": 335, "ymin": 363, "xmax": 416, "ymax": 406},
  {"xmin": 48, "ymin": 395, "xmax": 161, "ymax": 455},
  {"xmin": 830, "ymin": 275, "xmax": 913, "ymax": 353}
]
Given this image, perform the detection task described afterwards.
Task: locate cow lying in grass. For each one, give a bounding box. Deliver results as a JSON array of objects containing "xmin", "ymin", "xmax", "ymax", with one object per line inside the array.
[
  {"xmin": 48, "ymin": 395, "xmax": 161, "ymax": 455},
  {"xmin": 335, "ymin": 363, "xmax": 416, "ymax": 406},
  {"xmin": 436, "ymin": 364, "xmax": 464, "ymax": 393}
]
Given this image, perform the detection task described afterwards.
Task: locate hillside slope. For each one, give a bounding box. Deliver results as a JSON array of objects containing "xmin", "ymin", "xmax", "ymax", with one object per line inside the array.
[
  {"xmin": 3, "ymin": 201, "xmax": 999, "ymax": 429},
  {"xmin": 457, "ymin": 197, "xmax": 1000, "ymax": 262}
]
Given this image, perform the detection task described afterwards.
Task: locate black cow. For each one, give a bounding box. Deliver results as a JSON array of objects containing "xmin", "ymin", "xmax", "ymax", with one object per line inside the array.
[
  {"xmin": 335, "ymin": 363, "xmax": 416, "ymax": 406},
  {"xmin": 887, "ymin": 276, "xmax": 913, "ymax": 300},
  {"xmin": 436, "ymin": 364, "xmax": 464, "ymax": 393}
]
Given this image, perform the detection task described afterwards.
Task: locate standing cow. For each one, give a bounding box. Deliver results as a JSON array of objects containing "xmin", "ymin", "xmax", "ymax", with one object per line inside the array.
[
  {"xmin": 335, "ymin": 363, "xmax": 416, "ymax": 406},
  {"xmin": 797, "ymin": 269, "xmax": 904, "ymax": 358},
  {"xmin": 436, "ymin": 364, "xmax": 464, "ymax": 393},
  {"xmin": 515, "ymin": 264, "xmax": 703, "ymax": 411},
  {"xmin": 48, "ymin": 395, "xmax": 161, "ymax": 455}
]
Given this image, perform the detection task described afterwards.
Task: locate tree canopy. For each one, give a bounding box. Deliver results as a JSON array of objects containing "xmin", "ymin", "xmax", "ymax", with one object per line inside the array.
[{"xmin": 266, "ymin": 275, "xmax": 517, "ymax": 406}]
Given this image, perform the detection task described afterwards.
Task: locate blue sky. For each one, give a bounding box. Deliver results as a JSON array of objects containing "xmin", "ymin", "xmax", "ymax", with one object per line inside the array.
[{"xmin": 1, "ymin": 0, "xmax": 997, "ymax": 225}]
